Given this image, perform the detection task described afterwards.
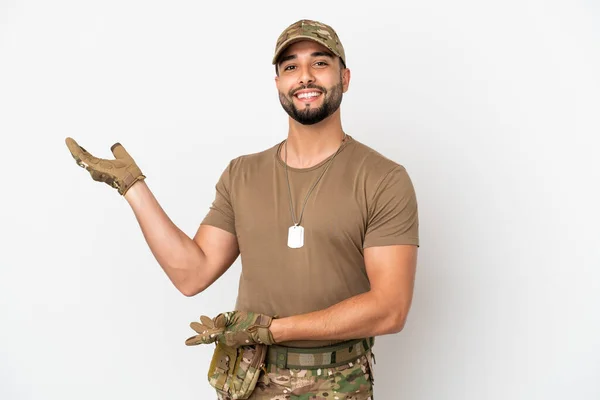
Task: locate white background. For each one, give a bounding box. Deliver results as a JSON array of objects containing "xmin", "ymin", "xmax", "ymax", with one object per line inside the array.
[{"xmin": 1, "ymin": 1, "xmax": 599, "ymax": 399}]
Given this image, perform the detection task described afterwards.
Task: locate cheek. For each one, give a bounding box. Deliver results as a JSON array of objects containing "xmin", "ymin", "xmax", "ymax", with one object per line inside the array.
[
  {"xmin": 276, "ymin": 79, "xmax": 293, "ymax": 95},
  {"xmin": 321, "ymin": 73, "xmax": 340, "ymax": 88}
]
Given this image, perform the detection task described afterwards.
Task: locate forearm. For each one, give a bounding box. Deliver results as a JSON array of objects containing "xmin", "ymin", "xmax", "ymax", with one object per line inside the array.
[
  {"xmin": 124, "ymin": 181, "xmax": 205, "ymax": 292},
  {"xmin": 270, "ymin": 290, "xmax": 404, "ymax": 343}
]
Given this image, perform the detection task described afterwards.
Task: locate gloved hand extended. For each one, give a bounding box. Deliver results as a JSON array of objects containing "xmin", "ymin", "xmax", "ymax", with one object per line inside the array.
[
  {"xmin": 65, "ymin": 137, "xmax": 145, "ymax": 196},
  {"xmin": 185, "ymin": 311, "xmax": 276, "ymax": 347}
]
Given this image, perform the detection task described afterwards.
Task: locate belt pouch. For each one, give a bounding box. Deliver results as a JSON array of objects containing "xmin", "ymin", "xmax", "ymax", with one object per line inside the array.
[{"xmin": 208, "ymin": 341, "xmax": 267, "ymax": 399}]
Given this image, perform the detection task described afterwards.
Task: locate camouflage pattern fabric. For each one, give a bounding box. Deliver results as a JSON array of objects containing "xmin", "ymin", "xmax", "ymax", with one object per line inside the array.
[
  {"xmin": 208, "ymin": 343, "xmax": 268, "ymax": 399},
  {"xmin": 272, "ymin": 19, "xmax": 346, "ymax": 66},
  {"xmin": 186, "ymin": 311, "xmax": 276, "ymax": 348},
  {"xmin": 186, "ymin": 314, "xmax": 227, "ymax": 345},
  {"xmin": 267, "ymin": 338, "xmax": 373, "ymax": 370},
  {"xmin": 215, "ymin": 351, "xmax": 375, "ymax": 400}
]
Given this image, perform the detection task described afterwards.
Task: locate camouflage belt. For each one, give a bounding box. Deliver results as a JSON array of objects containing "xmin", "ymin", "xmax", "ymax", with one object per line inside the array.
[{"xmin": 266, "ymin": 337, "xmax": 374, "ymax": 370}]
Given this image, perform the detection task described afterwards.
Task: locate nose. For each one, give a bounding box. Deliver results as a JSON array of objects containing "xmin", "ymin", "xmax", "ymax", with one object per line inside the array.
[{"xmin": 297, "ymin": 66, "xmax": 315, "ymax": 86}]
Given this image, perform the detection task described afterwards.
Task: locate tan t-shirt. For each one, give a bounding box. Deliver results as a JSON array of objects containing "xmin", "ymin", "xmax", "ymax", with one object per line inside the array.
[{"xmin": 201, "ymin": 135, "xmax": 419, "ymax": 347}]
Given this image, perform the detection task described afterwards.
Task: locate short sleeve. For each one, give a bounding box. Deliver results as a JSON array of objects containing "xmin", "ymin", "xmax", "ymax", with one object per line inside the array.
[
  {"xmin": 201, "ymin": 161, "xmax": 236, "ymax": 235},
  {"xmin": 363, "ymin": 166, "xmax": 419, "ymax": 248}
]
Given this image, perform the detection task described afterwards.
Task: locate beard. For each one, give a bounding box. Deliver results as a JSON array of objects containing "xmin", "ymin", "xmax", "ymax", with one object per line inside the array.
[{"xmin": 278, "ymin": 80, "xmax": 344, "ymax": 125}]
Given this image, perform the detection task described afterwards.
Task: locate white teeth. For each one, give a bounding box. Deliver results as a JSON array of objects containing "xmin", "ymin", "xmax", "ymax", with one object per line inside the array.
[{"xmin": 297, "ymin": 92, "xmax": 321, "ymax": 99}]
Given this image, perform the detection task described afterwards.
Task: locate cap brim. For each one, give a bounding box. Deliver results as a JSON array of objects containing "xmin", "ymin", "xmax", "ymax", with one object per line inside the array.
[{"xmin": 272, "ymin": 35, "xmax": 340, "ymax": 65}]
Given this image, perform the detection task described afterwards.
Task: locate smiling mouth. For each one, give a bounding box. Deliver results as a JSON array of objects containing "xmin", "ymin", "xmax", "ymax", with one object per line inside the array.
[{"xmin": 294, "ymin": 91, "xmax": 322, "ymax": 100}]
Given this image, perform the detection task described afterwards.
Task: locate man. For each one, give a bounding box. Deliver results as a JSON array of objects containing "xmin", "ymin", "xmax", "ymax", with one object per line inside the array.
[{"xmin": 65, "ymin": 19, "xmax": 419, "ymax": 400}]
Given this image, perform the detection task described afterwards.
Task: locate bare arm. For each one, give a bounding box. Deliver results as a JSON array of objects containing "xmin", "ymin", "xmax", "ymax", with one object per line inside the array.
[
  {"xmin": 269, "ymin": 244, "xmax": 418, "ymax": 342},
  {"xmin": 124, "ymin": 181, "xmax": 239, "ymax": 296}
]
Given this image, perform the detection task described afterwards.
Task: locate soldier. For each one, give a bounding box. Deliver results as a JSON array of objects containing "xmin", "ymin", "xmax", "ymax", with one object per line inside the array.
[{"xmin": 66, "ymin": 19, "xmax": 419, "ymax": 400}]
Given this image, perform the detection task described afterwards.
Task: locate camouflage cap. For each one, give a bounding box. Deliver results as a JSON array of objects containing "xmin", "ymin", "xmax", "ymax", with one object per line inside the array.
[{"xmin": 272, "ymin": 19, "xmax": 346, "ymax": 67}]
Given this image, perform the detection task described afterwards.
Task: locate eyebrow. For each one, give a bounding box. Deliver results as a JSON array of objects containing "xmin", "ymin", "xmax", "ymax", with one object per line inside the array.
[{"xmin": 278, "ymin": 51, "xmax": 335, "ymax": 65}]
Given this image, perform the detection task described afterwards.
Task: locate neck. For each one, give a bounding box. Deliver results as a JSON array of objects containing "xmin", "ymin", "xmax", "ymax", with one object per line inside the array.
[{"xmin": 282, "ymin": 109, "xmax": 346, "ymax": 169}]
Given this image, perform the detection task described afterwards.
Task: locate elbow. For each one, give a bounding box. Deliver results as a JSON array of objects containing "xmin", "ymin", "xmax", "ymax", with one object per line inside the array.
[
  {"xmin": 179, "ymin": 280, "xmax": 206, "ymax": 297},
  {"xmin": 391, "ymin": 315, "xmax": 407, "ymax": 333},
  {"xmin": 170, "ymin": 263, "xmax": 209, "ymax": 297},
  {"xmin": 371, "ymin": 292, "xmax": 410, "ymax": 335},
  {"xmin": 177, "ymin": 276, "xmax": 206, "ymax": 297},
  {"xmin": 180, "ymin": 286, "xmax": 201, "ymax": 297},
  {"xmin": 384, "ymin": 312, "xmax": 407, "ymax": 334}
]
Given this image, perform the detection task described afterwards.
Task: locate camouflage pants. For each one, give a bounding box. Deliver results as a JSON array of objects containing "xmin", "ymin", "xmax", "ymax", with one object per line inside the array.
[{"xmin": 215, "ymin": 351, "xmax": 375, "ymax": 400}]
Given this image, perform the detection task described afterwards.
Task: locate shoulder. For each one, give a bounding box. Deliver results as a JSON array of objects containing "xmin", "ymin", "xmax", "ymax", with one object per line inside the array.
[
  {"xmin": 344, "ymin": 136, "xmax": 409, "ymax": 184},
  {"xmin": 222, "ymin": 141, "xmax": 281, "ymax": 176}
]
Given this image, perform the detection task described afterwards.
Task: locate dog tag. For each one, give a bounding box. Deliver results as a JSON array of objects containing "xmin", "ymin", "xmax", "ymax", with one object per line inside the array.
[{"xmin": 287, "ymin": 225, "xmax": 304, "ymax": 248}]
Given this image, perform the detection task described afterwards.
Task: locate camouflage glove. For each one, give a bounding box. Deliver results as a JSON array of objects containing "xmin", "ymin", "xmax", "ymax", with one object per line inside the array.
[
  {"xmin": 65, "ymin": 137, "xmax": 146, "ymax": 196},
  {"xmin": 185, "ymin": 311, "xmax": 276, "ymax": 348},
  {"xmin": 184, "ymin": 314, "xmax": 227, "ymax": 346}
]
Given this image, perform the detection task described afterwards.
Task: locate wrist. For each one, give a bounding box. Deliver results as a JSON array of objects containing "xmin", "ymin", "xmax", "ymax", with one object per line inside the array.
[
  {"xmin": 123, "ymin": 179, "xmax": 147, "ymax": 202},
  {"xmin": 269, "ymin": 318, "xmax": 287, "ymax": 343}
]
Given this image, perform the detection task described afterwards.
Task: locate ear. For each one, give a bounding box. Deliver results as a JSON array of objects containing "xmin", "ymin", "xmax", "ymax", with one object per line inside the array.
[
  {"xmin": 342, "ymin": 67, "xmax": 351, "ymax": 93},
  {"xmin": 274, "ymin": 74, "xmax": 280, "ymax": 91}
]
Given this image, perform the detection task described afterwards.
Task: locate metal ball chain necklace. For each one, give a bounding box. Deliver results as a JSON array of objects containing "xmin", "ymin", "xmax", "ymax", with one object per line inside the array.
[{"xmin": 283, "ymin": 132, "xmax": 347, "ymax": 248}]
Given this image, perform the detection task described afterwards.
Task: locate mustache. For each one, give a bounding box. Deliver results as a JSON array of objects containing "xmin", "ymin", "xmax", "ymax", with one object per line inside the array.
[{"xmin": 289, "ymin": 84, "xmax": 327, "ymax": 97}]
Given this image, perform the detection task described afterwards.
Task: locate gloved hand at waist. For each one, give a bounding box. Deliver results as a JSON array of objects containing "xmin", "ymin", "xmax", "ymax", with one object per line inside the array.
[{"xmin": 185, "ymin": 311, "xmax": 276, "ymax": 347}]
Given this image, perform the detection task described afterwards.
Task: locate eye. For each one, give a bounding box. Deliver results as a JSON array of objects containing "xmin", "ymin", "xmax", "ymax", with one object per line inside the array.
[
  {"xmin": 283, "ymin": 65, "xmax": 296, "ymax": 71},
  {"xmin": 314, "ymin": 61, "xmax": 329, "ymax": 67}
]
